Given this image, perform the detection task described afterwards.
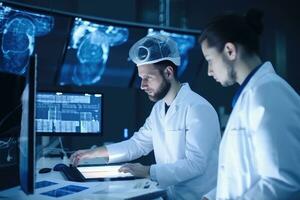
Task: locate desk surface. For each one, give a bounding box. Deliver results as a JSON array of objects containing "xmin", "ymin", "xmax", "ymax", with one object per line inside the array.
[{"xmin": 0, "ymin": 157, "xmax": 166, "ymax": 200}]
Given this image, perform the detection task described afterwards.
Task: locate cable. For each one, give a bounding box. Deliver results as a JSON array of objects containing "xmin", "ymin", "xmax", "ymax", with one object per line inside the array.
[
  {"xmin": 58, "ymin": 137, "xmax": 67, "ymax": 158},
  {"xmin": 0, "ymin": 137, "xmax": 12, "ymax": 149},
  {"xmin": 0, "ymin": 104, "xmax": 22, "ymax": 165},
  {"xmin": 0, "ymin": 103, "xmax": 21, "ymax": 166},
  {"xmin": 0, "ymin": 103, "xmax": 22, "ymax": 131}
]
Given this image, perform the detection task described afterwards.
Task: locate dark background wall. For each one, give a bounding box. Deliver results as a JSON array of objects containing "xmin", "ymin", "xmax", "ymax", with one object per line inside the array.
[{"xmin": 0, "ymin": 0, "xmax": 299, "ymax": 189}]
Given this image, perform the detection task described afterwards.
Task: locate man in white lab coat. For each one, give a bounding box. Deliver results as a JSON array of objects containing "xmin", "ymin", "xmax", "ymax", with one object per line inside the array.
[
  {"xmin": 70, "ymin": 34, "xmax": 221, "ymax": 200},
  {"xmin": 199, "ymin": 9, "xmax": 300, "ymax": 199}
]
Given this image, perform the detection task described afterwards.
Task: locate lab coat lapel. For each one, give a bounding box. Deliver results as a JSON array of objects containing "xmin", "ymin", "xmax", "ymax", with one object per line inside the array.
[
  {"xmin": 224, "ymin": 62, "xmax": 276, "ymax": 133},
  {"xmin": 165, "ymin": 104, "xmax": 178, "ymax": 121},
  {"xmin": 159, "ymin": 101, "xmax": 165, "ymax": 119},
  {"xmin": 233, "ymin": 62, "xmax": 275, "ymax": 110},
  {"xmin": 165, "ymin": 83, "xmax": 189, "ymax": 121}
]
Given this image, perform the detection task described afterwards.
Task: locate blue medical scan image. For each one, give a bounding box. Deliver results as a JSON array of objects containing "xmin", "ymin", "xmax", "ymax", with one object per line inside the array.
[
  {"xmin": 35, "ymin": 181, "xmax": 58, "ymax": 189},
  {"xmin": 148, "ymin": 29, "xmax": 196, "ymax": 77},
  {"xmin": 59, "ymin": 18, "xmax": 129, "ymax": 86},
  {"xmin": 0, "ymin": 4, "xmax": 54, "ymax": 75},
  {"xmin": 40, "ymin": 185, "xmax": 88, "ymax": 198}
]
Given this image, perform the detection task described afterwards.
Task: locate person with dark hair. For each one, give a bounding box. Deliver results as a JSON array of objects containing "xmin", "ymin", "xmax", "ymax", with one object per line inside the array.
[
  {"xmin": 199, "ymin": 9, "xmax": 300, "ymax": 200},
  {"xmin": 71, "ymin": 34, "xmax": 221, "ymax": 200}
]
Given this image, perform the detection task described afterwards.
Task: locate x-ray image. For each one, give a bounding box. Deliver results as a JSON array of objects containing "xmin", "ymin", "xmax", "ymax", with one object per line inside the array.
[
  {"xmin": 59, "ymin": 18, "xmax": 129, "ymax": 86},
  {"xmin": 148, "ymin": 29, "xmax": 195, "ymax": 77},
  {"xmin": 0, "ymin": 4, "xmax": 54, "ymax": 75}
]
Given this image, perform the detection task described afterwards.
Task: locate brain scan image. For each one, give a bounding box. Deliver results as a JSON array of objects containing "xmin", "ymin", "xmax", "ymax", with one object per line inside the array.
[
  {"xmin": 59, "ymin": 18, "xmax": 129, "ymax": 86},
  {"xmin": 0, "ymin": 5, "xmax": 54, "ymax": 75},
  {"xmin": 72, "ymin": 30, "xmax": 109, "ymax": 85}
]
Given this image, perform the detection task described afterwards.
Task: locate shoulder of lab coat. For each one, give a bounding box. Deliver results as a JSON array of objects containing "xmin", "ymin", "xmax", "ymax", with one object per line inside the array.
[
  {"xmin": 238, "ymin": 62, "xmax": 300, "ymax": 198},
  {"xmin": 152, "ymin": 83, "xmax": 221, "ymax": 187}
]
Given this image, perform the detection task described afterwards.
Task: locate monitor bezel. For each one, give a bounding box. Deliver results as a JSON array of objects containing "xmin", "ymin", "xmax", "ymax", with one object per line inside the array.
[
  {"xmin": 35, "ymin": 90, "xmax": 104, "ymax": 136},
  {"xmin": 19, "ymin": 54, "xmax": 36, "ymax": 194}
]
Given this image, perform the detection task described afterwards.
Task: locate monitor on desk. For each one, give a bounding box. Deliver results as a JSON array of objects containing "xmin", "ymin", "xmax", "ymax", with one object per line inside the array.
[
  {"xmin": 19, "ymin": 54, "xmax": 37, "ymax": 194},
  {"xmin": 35, "ymin": 91, "xmax": 103, "ymax": 136}
]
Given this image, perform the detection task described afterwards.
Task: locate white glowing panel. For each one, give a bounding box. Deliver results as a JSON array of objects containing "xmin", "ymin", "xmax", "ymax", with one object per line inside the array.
[{"xmin": 77, "ymin": 165, "xmax": 134, "ymax": 179}]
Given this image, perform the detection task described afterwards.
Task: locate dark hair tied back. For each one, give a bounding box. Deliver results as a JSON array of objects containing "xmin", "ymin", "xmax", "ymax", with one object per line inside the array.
[{"xmin": 244, "ymin": 9, "xmax": 264, "ymax": 35}]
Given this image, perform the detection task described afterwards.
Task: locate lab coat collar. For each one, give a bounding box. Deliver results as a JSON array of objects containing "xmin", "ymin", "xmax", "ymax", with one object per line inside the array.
[
  {"xmin": 224, "ymin": 61, "xmax": 276, "ymax": 134},
  {"xmin": 232, "ymin": 63, "xmax": 263, "ymax": 108},
  {"xmin": 234, "ymin": 61, "xmax": 275, "ymax": 107},
  {"xmin": 160, "ymin": 83, "xmax": 191, "ymax": 119}
]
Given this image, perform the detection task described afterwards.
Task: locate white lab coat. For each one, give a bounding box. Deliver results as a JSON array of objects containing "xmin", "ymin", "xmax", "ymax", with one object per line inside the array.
[
  {"xmin": 106, "ymin": 83, "xmax": 221, "ymax": 200},
  {"xmin": 206, "ymin": 62, "xmax": 300, "ymax": 199}
]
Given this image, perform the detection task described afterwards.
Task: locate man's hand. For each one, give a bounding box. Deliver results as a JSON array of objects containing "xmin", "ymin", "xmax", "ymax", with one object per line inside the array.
[
  {"xmin": 69, "ymin": 149, "xmax": 95, "ymax": 166},
  {"xmin": 70, "ymin": 146, "xmax": 109, "ymax": 166},
  {"xmin": 119, "ymin": 163, "xmax": 150, "ymax": 178}
]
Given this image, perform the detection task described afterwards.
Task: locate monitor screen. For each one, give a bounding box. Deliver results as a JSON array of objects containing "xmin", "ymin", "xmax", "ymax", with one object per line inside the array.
[
  {"xmin": 0, "ymin": 2, "xmax": 72, "ymax": 89},
  {"xmin": 0, "ymin": 2, "xmax": 201, "ymax": 90},
  {"xmin": 35, "ymin": 91, "xmax": 103, "ymax": 136},
  {"xmin": 58, "ymin": 18, "xmax": 135, "ymax": 87},
  {"xmin": 19, "ymin": 54, "xmax": 36, "ymax": 194},
  {"xmin": 0, "ymin": 2, "xmax": 68, "ymax": 74},
  {"xmin": 58, "ymin": 17, "xmax": 200, "ymax": 88}
]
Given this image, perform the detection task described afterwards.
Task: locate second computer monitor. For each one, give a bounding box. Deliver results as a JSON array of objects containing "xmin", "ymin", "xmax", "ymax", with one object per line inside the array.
[{"xmin": 36, "ymin": 91, "xmax": 102, "ymax": 136}]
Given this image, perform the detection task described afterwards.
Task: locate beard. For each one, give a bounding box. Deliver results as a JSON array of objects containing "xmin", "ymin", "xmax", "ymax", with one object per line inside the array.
[
  {"xmin": 148, "ymin": 75, "xmax": 171, "ymax": 102},
  {"xmin": 221, "ymin": 54, "xmax": 236, "ymax": 87},
  {"xmin": 222, "ymin": 66, "xmax": 236, "ymax": 86}
]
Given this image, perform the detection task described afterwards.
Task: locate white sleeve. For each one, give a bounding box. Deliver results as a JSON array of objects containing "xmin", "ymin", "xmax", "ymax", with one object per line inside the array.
[
  {"xmin": 106, "ymin": 114, "xmax": 154, "ymax": 163},
  {"xmin": 241, "ymin": 82, "xmax": 300, "ymax": 199},
  {"xmin": 149, "ymin": 165, "xmax": 157, "ymax": 181},
  {"xmin": 153, "ymin": 104, "xmax": 220, "ymax": 187}
]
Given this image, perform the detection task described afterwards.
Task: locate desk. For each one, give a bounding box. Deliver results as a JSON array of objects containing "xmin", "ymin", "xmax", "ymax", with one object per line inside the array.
[{"xmin": 0, "ymin": 157, "xmax": 167, "ymax": 200}]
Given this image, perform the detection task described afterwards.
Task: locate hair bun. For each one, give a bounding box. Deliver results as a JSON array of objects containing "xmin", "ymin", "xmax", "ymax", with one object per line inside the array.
[{"xmin": 245, "ymin": 8, "xmax": 264, "ymax": 35}]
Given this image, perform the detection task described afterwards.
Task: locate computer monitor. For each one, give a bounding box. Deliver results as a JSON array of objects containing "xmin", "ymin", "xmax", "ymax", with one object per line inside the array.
[
  {"xmin": 19, "ymin": 54, "xmax": 36, "ymax": 194},
  {"xmin": 35, "ymin": 91, "xmax": 103, "ymax": 136},
  {"xmin": 0, "ymin": 2, "xmax": 62, "ymax": 76},
  {"xmin": 57, "ymin": 17, "xmax": 200, "ymax": 88},
  {"xmin": 58, "ymin": 17, "xmax": 134, "ymax": 87},
  {"xmin": 1, "ymin": 1, "xmax": 202, "ymax": 90}
]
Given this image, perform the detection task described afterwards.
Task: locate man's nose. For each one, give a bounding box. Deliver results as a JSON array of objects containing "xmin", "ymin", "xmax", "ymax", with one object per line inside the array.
[
  {"xmin": 140, "ymin": 79, "xmax": 147, "ymax": 90},
  {"xmin": 207, "ymin": 65, "xmax": 213, "ymax": 76}
]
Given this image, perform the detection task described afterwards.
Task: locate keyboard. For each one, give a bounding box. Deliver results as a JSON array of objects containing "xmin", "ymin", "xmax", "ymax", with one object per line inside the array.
[{"xmin": 60, "ymin": 165, "xmax": 85, "ymax": 182}]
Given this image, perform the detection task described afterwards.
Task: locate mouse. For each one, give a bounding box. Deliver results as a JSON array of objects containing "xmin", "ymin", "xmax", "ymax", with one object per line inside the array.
[
  {"xmin": 39, "ymin": 167, "xmax": 52, "ymax": 174},
  {"xmin": 53, "ymin": 163, "xmax": 68, "ymax": 171}
]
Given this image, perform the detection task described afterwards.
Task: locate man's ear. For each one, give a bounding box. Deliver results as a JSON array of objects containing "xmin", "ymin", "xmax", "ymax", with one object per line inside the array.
[
  {"xmin": 164, "ymin": 66, "xmax": 174, "ymax": 79},
  {"xmin": 224, "ymin": 42, "xmax": 237, "ymax": 60}
]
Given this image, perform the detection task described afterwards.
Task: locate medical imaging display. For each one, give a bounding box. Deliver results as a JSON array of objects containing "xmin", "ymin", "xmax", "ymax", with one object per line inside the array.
[
  {"xmin": 35, "ymin": 92, "xmax": 102, "ymax": 134},
  {"xmin": 58, "ymin": 19, "xmax": 200, "ymax": 88},
  {"xmin": 0, "ymin": 2, "xmax": 201, "ymax": 89},
  {"xmin": 0, "ymin": 4, "xmax": 54, "ymax": 75},
  {"xmin": 40, "ymin": 185, "xmax": 88, "ymax": 198},
  {"xmin": 59, "ymin": 18, "xmax": 134, "ymax": 86}
]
